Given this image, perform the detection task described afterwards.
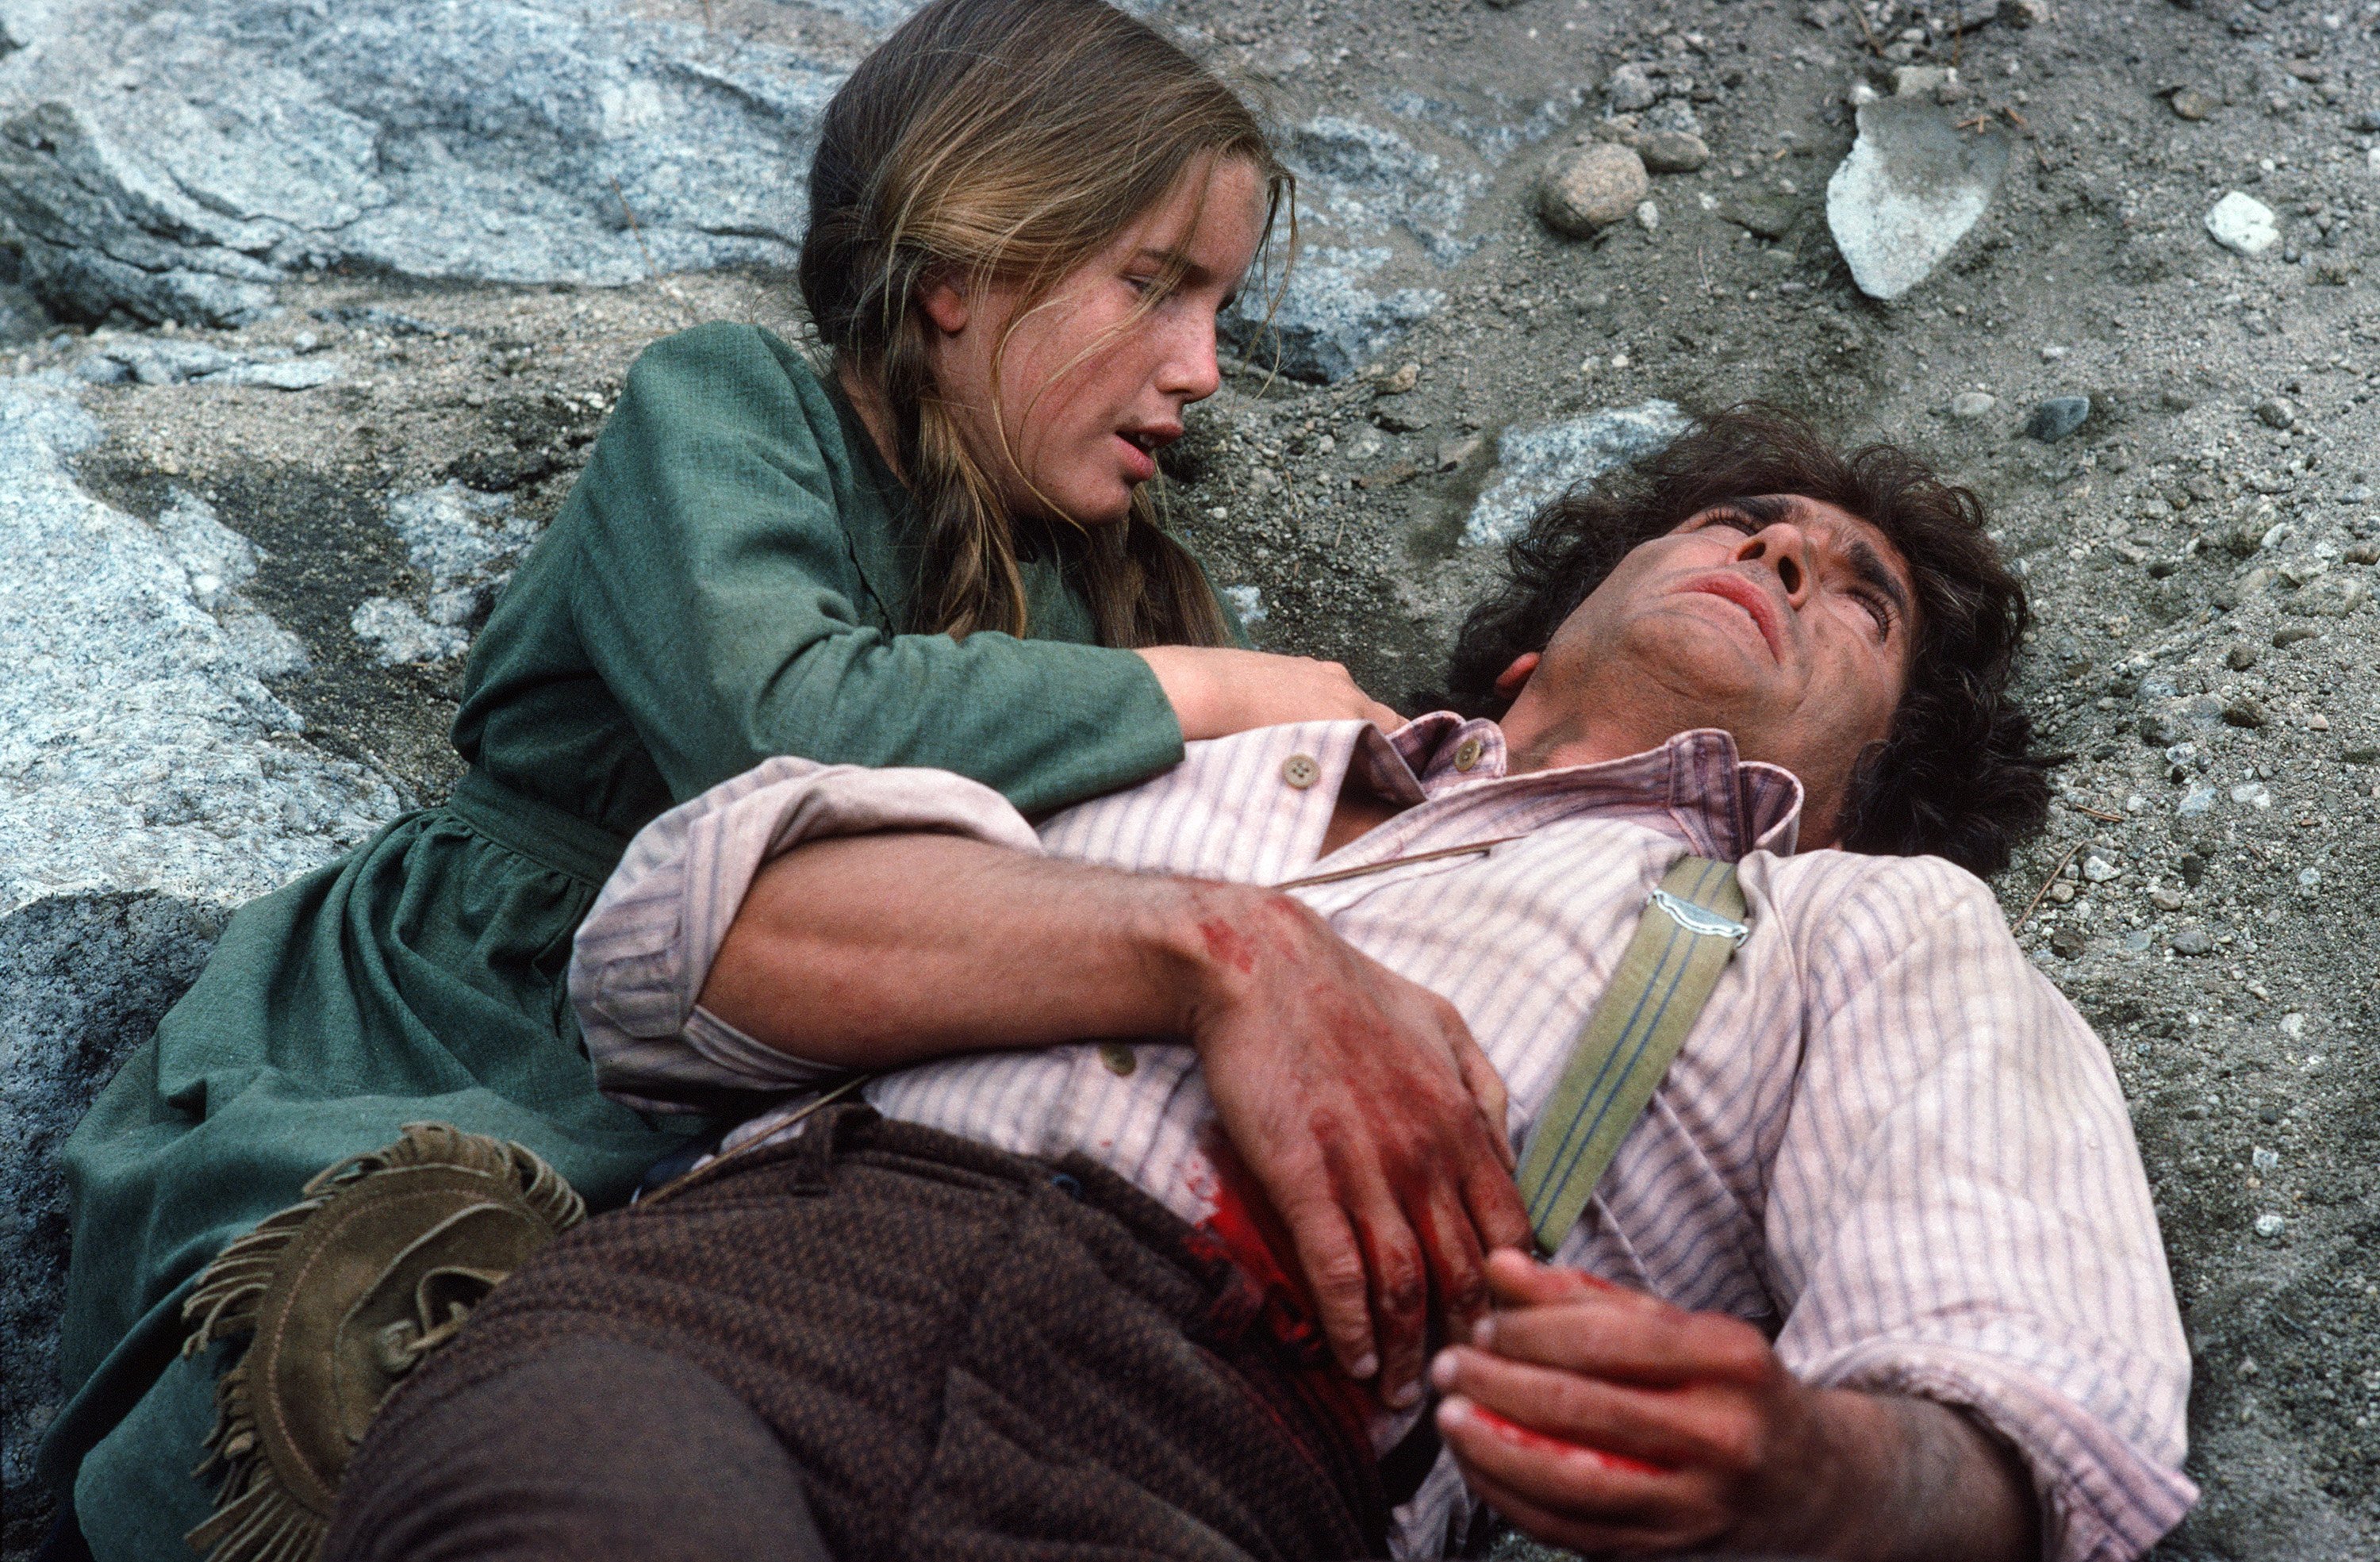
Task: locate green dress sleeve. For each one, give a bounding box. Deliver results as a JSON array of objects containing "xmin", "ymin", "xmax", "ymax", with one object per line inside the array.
[{"xmin": 566, "ymin": 324, "xmax": 1188, "ymax": 818}]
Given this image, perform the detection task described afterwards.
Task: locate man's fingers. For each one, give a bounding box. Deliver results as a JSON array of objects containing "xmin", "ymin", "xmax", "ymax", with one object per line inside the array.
[
  {"xmin": 1362, "ymin": 699, "xmax": 1404, "ymax": 732},
  {"xmin": 1411, "ymin": 1175, "xmax": 1491, "ymax": 1342},
  {"xmin": 1433, "ymin": 1345, "xmax": 1743, "ymax": 1468},
  {"xmin": 1278, "ymin": 1192, "xmax": 1379, "ymax": 1383},
  {"xmin": 1462, "ymin": 1153, "xmax": 1534, "ymax": 1260},
  {"xmin": 1479, "ymin": 1287, "xmax": 1775, "ymax": 1388},
  {"xmin": 1436, "ymin": 1395, "xmax": 1692, "ymax": 1544},
  {"xmin": 1441, "ymin": 1426, "xmax": 1706, "ymax": 1560},
  {"xmin": 1483, "ymin": 1247, "xmax": 1624, "ymax": 1307},
  {"xmin": 1349, "ymin": 1184, "xmax": 1430, "ymax": 1407}
]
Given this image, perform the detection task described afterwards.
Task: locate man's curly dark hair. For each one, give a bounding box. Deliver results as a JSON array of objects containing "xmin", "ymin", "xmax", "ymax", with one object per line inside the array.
[{"xmin": 1443, "ymin": 406, "xmax": 2052, "ymax": 878}]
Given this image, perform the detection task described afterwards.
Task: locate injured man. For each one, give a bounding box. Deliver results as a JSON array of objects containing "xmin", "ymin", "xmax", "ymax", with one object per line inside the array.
[{"xmin": 325, "ymin": 412, "xmax": 2196, "ymax": 1562}]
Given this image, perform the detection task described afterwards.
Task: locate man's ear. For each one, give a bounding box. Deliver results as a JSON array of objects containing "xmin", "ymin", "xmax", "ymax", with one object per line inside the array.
[
  {"xmin": 1492, "ymin": 652, "xmax": 1541, "ymax": 701},
  {"xmin": 918, "ymin": 273, "xmax": 971, "ymax": 336}
]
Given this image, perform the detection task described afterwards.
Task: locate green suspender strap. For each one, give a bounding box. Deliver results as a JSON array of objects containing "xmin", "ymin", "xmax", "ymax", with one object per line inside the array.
[{"xmin": 1514, "ymin": 856, "xmax": 1749, "ymax": 1255}]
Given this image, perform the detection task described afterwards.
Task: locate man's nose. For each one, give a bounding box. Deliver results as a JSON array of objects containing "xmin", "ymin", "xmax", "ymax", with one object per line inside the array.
[{"xmin": 1733, "ymin": 524, "xmax": 1815, "ymax": 607}]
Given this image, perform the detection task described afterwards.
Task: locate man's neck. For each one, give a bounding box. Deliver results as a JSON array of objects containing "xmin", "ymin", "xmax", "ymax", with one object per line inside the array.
[{"xmin": 1319, "ymin": 781, "xmax": 1408, "ymax": 857}]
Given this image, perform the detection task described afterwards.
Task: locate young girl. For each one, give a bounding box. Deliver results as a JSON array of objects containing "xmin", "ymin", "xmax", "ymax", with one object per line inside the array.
[{"xmin": 48, "ymin": 2, "xmax": 1393, "ymax": 1554}]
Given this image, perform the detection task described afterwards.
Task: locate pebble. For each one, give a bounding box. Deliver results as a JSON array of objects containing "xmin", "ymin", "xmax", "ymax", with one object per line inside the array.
[
  {"xmin": 2271, "ymin": 624, "xmax": 2319, "ymax": 647},
  {"xmin": 2255, "ymin": 1213, "xmax": 2287, "ymax": 1239},
  {"xmin": 2224, "ymin": 642, "xmax": 2261, "ymax": 670},
  {"xmin": 2180, "ymin": 853, "xmax": 2205, "ymax": 887},
  {"xmin": 2139, "ymin": 713, "xmax": 2180, "ymax": 746},
  {"xmin": 2025, "ymin": 395, "xmax": 2091, "ymax": 442},
  {"xmin": 2221, "ymin": 697, "xmax": 2267, "ymax": 729},
  {"xmin": 2205, "ymin": 191, "xmax": 2279, "ymax": 256},
  {"xmin": 2150, "ymin": 885, "xmax": 2187, "ymax": 911},
  {"xmin": 1949, "ymin": 390, "xmax": 1998, "ymax": 420},
  {"xmin": 1374, "ymin": 361, "xmax": 1420, "ymax": 396},
  {"xmin": 1539, "ymin": 143, "xmax": 1650, "ymax": 236},
  {"xmin": 2171, "ymin": 925, "xmax": 2215, "ymax": 954},
  {"xmin": 1608, "ymin": 63, "xmax": 1660, "ymax": 114},
  {"xmin": 2051, "ymin": 926, "xmax": 2088, "ymax": 960},
  {"xmin": 2177, "ymin": 781, "xmax": 2219, "ymax": 816},
  {"xmin": 2048, "ymin": 881, "xmax": 2077, "ymax": 904},
  {"xmin": 1634, "ymin": 130, "xmax": 1710, "ymax": 175},
  {"xmin": 2254, "ymin": 396, "xmax": 2297, "ymax": 429},
  {"xmin": 2169, "ymin": 86, "xmax": 2217, "ymax": 121},
  {"xmin": 2082, "ymin": 853, "xmax": 2121, "ymax": 883},
  {"xmin": 1635, "ymin": 198, "xmax": 1660, "ymax": 232}
]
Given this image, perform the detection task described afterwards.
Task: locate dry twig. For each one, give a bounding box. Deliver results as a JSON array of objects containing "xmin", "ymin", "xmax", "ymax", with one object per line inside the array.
[
  {"xmin": 609, "ymin": 177, "xmax": 659, "ymax": 282},
  {"xmin": 2013, "ymin": 842, "xmax": 2083, "ymax": 932}
]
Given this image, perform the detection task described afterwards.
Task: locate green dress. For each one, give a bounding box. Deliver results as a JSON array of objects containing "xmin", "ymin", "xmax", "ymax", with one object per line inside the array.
[{"xmin": 48, "ymin": 322, "xmax": 1218, "ymax": 1558}]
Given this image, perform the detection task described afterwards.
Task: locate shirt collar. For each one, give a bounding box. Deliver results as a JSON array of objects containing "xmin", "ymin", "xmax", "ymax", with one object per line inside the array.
[{"xmin": 1359, "ymin": 715, "xmax": 1803, "ymax": 862}]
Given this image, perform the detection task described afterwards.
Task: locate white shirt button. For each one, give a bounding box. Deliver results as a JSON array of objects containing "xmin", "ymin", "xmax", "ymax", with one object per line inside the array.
[
  {"xmin": 1281, "ymin": 754, "xmax": 1321, "ymax": 789},
  {"xmin": 1453, "ymin": 738, "xmax": 1484, "ymax": 773},
  {"xmin": 1099, "ymin": 1042, "xmax": 1138, "ymax": 1077}
]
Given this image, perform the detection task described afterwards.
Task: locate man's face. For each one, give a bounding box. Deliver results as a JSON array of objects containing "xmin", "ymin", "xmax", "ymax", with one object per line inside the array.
[{"xmin": 1499, "ymin": 495, "xmax": 1919, "ymax": 847}]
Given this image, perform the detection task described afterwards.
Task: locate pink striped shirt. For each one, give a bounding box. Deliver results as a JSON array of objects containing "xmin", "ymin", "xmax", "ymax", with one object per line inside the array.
[{"xmin": 571, "ymin": 716, "xmax": 2195, "ymax": 1560}]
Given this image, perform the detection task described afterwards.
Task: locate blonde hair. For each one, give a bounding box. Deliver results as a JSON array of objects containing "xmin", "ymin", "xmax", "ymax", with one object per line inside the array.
[{"xmin": 797, "ymin": 0, "xmax": 1292, "ymax": 647}]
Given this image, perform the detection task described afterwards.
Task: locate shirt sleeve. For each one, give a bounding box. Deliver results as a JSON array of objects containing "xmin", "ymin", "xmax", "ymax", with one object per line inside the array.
[
  {"xmin": 570, "ymin": 754, "xmax": 1044, "ymax": 1113},
  {"xmin": 566, "ymin": 324, "xmax": 1187, "ymax": 816},
  {"xmin": 1760, "ymin": 856, "xmax": 2198, "ymax": 1562}
]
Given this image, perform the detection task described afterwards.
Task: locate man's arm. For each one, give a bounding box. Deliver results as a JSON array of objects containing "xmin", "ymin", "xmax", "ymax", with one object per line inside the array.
[
  {"xmin": 699, "ymin": 829, "xmax": 1534, "ymax": 1406},
  {"xmin": 1430, "ymin": 1253, "xmax": 2037, "ymax": 1561}
]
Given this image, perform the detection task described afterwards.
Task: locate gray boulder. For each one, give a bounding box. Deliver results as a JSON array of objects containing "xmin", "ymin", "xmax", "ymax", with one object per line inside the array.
[
  {"xmin": 1825, "ymin": 98, "xmax": 2009, "ymax": 300},
  {"xmin": 1463, "ymin": 401, "xmax": 1691, "ymax": 548},
  {"xmin": 0, "ymin": 375, "xmax": 399, "ymax": 1529},
  {"xmin": 0, "ymin": 0, "xmax": 848, "ymax": 325}
]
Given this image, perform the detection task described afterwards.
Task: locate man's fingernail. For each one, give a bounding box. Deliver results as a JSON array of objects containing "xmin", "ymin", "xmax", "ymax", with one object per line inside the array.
[
  {"xmin": 1435, "ymin": 1395, "xmax": 1472, "ymax": 1430},
  {"xmin": 1471, "ymin": 1314, "xmax": 1495, "ymax": 1348},
  {"xmin": 1430, "ymin": 1349, "xmax": 1459, "ymax": 1390},
  {"xmin": 1388, "ymin": 1377, "xmax": 1422, "ymax": 1409},
  {"xmin": 1350, "ymin": 1352, "xmax": 1378, "ymax": 1380}
]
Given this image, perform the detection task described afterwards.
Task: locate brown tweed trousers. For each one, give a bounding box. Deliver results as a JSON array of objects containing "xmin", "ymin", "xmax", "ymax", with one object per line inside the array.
[{"xmin": 332, "ymin": 1105, "xmax": 1392, "ymax": 1562}]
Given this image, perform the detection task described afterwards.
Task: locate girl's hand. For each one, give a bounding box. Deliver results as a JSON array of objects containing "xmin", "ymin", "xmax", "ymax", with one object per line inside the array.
[{"xmin": 1137, "ymin": 646, "xmax": 1403, "ymax": 740}]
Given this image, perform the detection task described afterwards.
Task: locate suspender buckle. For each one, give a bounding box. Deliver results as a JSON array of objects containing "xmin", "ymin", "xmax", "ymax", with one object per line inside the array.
[{"xmin": 1647, "ymin": 887, "xmax": 1749, "ymax": 948}]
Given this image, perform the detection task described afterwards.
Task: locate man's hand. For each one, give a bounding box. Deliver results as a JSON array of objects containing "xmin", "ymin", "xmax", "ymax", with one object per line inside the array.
[
  {"xmin": 704, "ymin": 834, "xmax": 1531, "ymax": 1404},
  {"xmin": 1180, "ymin": 887, "xmax": 1534, "ymax": 1404},
  {"xmin": 1430, "ymin": 1252, "xmax": 2039, "ymax": 1561}
]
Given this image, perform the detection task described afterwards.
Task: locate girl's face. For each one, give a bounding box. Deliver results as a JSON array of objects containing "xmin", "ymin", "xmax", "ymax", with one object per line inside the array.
[{"xmin": 919, "ymin": 155, "xmax": 1269, "ymax": 528}]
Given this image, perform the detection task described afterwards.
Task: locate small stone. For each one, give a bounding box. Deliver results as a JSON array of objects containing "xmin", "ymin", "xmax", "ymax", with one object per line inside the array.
[
  {"xmin": 2306, "ymin": 713, "xmax": 2328, "ymax": 731},
  {"xmin": 2271, "ymin": 625, "xmax": 2319, "ymax": 647},
  {"xmin": 1825, "ymin": 98, "xmax": 2010, "ymax": 299},
  {"xmin": 2048, "ymin": 881, "xmax": 2077, "ymax": 904},
  {"xmin": 2255, "ymin": 1213, "xmax": 2286, "ymax": 1238},
  {"xmin": 2282, "ymin": 575, "xmax": 2370, "ymax": 618},
  {"xmin": 1893, "ymin": 65, "xmax": 1952, "ymax": 99},
  {"xmin": 2224, "ymin": 642, "xmax": 2261, "ymax": 670},
  {"xmin": 2082, "ymin": 854, "xmax": 2121, "ymax": 883},
  {"xmin": 1949, "ymin": 390, "xmax": 1998, "ymax": 420},
  {"xmin": 1435, "ymin": 435, "xmax": 1481, "ymax": 471},
  {"xmin": 1608, "ymin": 63, "xmax": 1660, "ymax": 114},
  {"xmin": 2252, "ymin": 1146, "xmax": 2280, "ymax": 1172},
  {"xmin": 2169, "ymin": 86, "xmax": 2217, "ymax": 121},
  {"xmin": 1374, "ymin": 405, "xmax": 1431, "ymax": 435},
  {"xmin": 2221, "ymin": 697, "xmax": 2267, "ymax": 729},
  {"xmin": 1634, "ymin": 130, "xmax": 1710, "ymax": 175},
  {"xmin": 2150, "ymin": 885, "xmax": 2187, "ymax": 912},
  {"xmin": 2344, "ymin": 743, "xmax": 2380, "ymax": 764},
  {"xmin": 2025, "ymin": 395, "xmax": 2091, "ymax": 442},
  {"xmin": 2176, "ymin": 781, "xmax": 2218, "ymax": 817},
  {"xmin": 2171, "ymin": 925, "xmax": 2215, "ymax": 954},
  {"xmin": 2050, "ymin": 926, "xmax": 2089, "ymax": 960},
  {"xmin": 1540, "ymin": 143, "xmax": 1652, "ymax": 236},
  {"xmin": 1375, "ymin": 362, "xmax": 1420, "ymax": 396},
  {"xmin": 1353, "ymin": 461, "xmax": 1418, "ymax": 491},
  {"xmin": 1635, "ymin": 198, "xmax": 1660, "ymax": 232},
  {"xmin": 2205, "ymin": 192, "xmax": 2280, "ymax": 257},
  {"xmin": 2179, "ymin": 853, "xmax": 2206, "ymax": 888},
  {"xmin": 2254, "ymin": 396, "xmax": 2297, "ymax": 429},
  {"xmin": 2138, "ymin": 713, "xmax": 2179, "ymax": 746}
]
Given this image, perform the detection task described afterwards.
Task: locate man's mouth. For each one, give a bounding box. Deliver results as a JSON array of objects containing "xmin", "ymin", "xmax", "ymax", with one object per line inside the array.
[{"xmin": 1679, "ymin": 574, "xmax": 1784, "ymax": 659}]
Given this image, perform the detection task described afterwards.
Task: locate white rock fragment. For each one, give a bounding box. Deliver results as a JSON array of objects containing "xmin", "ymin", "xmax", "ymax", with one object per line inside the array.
[
  {"xmin": 1464, "ymin": 401, "xmax": 1691, "ymax": 548},
  {"xmin": 351, "ymin": 596, "xmax": 470, "ymax": 666},
  {"xmin": 1220, "ymin": 584, "xmax": 1268, "ymax": 627},
  {"xmin": 2205, "ymin": 191, "xmax": 2279, "ymax": 256},
  {"xmin": 1825, "ymin": 99, "xmax": 2010, "ymax": 300}
]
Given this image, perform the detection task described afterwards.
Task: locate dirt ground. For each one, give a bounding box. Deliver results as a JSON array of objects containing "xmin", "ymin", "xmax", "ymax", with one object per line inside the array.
[{"xmin": 10, "ymin": 0, "xmax": 2380, "ymax": 1554}]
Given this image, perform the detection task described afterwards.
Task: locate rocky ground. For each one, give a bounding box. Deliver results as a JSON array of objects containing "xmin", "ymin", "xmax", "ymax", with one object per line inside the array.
[{"xmin": 4, "ymin": 0, "xmax": 2379, "ymax": 1556}]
